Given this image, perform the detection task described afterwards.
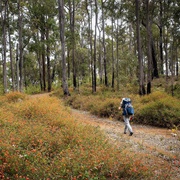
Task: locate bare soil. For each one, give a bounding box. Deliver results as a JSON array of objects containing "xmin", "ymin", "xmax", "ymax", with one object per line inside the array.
[{"xmin": 71, "ymin": 109, "xmax": 180, "ymax": 180}]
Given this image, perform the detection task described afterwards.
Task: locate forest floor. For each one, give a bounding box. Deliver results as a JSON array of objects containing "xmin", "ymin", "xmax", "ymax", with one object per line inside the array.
[
  {"xmin": 71, "ymin": 109, "xmax": 180, "ymax": 180},
  {"xmin": 32, "ymin": 93, "xmax": 180, "ymax": 179}
]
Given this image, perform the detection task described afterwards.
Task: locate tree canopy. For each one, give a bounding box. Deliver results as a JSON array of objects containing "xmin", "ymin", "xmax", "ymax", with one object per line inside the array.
[{"xmin": 0, "ymin": 0, "xmax": 179, "ymax": 95}]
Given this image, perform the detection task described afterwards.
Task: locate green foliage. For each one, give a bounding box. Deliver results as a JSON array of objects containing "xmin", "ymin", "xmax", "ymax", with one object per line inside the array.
[
  {"xmin": 25, "ymin": 85, "xmax": 41, "ymax": 95},
  {"xmin": 0, "ymin": 84, "xmax": 4, "ymax": 95},
  {"xmin": 135, "ymin": 92, "xmax": 180, "ymax": 128},
  {"xmin": 60, "ymin": 86, "xmax": 180, "ymax": 129},
  {"xmin": 173, "ymin": 83, "xmax": 180, "ymax": 98}
]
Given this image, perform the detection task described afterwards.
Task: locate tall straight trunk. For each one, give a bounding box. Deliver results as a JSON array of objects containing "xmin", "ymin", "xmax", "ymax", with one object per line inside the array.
[
  {"xmin": 7, "ymin": 5, "xmax": 15, "ymax": 91},
  {"xmin": 159, "ymin": 0, "xmax": 164, "ymax": 75},
  {"xmin": 175, "ymin": 45, "xmax": 178, "ymax": 78},
  {"xmin": 135, "ymin": 0, "xmax": 145, "ymax": 95},
  {"xmin": 111, "ymin": 16, "xmax": 114, "ymax": 89},
  {"xmin": 41, "ymin": 30, "xmax": 46, "ymax": 91},
  {"xmin": 2, "ymin": 1, "xmax": 7, "ymax": 93},
  {"xmin": 72, "ymin": 0, "xmax": 76, "ymax": 90},
  {"xmin": 98, "ymin": 29, "xmax": 103, "ymax": 84},
  {"xmin": 146, "ymin": 0, "xmax": 152, "ymax": 94},
  {"xmin": 16, "ymin": 44, "xmax": 20, "ymax": 91},
  {"xmin": 36, "ymin": 32, "xmax": 43, "ymax": 91},
  {"xmin": 67, "ymin": 48, "xmax": 71, "ymax": 79},
  {"xmin": 58, "ymin": 0, "xmax": 70, "ymax": 96},
  {"xmin": 170, "ymin": 39, "xmax": 175, "ymax": 96},
  {"xmin": 8, "ymin": 23, "xmax": 15, "ymax": 91},
  {"xmin": 85, "ymin": 0, "xmax": 91, "ymax": 82},
  {"xmin": 116, "ymin": 19, "xmax": 120, "ymax": 91},
  {"xmin": 51, "ymin": 53, "xmax": 57, "ymax": 83},
  {"xmin": 93, "ymin": 0, "xmax": 98, "ymax": 93},
  {"xmin": 164, "ymin": 28, "xmax": 169, "ymax": 90},
  {"xmin": 101, "ymin": 0, "xmax": 108, "ymax": 86},
  {"xmin": 90, "ymin": 1, "xmax": 93, "ymax": 88},
  {"xmin": 18, "ymin": 0, "xmax": 23, "ymax": 92},
  {"xmin": 68, "ymin": 0, "xmax": 76, "ymax": 90},
  {"xmin": 46, "ymin": 29, "xmax": 51, "ymax": 92}
]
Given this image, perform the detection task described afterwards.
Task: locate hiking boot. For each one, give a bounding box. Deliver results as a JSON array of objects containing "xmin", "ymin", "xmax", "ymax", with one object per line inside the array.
[{"xmin": 129, "ymin": 132, "xmax": 133, "ymax": 136}]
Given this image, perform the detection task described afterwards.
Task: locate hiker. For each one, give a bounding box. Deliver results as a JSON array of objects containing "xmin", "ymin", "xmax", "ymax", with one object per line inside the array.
[{"xmin": 118, "ymin": 98, "xmax": 134, "ymax": 136}]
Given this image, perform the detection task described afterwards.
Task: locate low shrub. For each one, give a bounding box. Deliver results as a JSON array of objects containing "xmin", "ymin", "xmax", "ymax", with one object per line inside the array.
[
  {"xmin": 4, "ymin": 91, "xmax": 27, "ymax": 103},
  {"xmin": 25, "ymin": 85, "xmax": 41, "ymax": 95},
  {"xmin": 0, "ymin": 95, "xmax": 152, "ymax": 179},
  {"xmin": 135, "ymin": 92, "xmax": 180, "ymax": 128},
  {"xmin": 61, "ymin": 89, "xmax": 180, "ymax": 129}
]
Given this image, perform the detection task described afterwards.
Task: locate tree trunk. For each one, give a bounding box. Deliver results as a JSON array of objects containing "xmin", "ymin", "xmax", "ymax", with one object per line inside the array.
[
  {"xmin": 18, "ymin": 0, "xmax": 24, "ymax": 92},
  {"xmin": 16, "ymin": 44, "xmax": 20, "ymax": 91},
  {"xmin": 46, "ymin": 29, "xmax": 51, "ymax": 92},
  {"xmin": 58, "ymin": 0, "xmax": 70, "ymax": 96},
  {"xmin": 90, "ymin": 1, "xmax": 93, "ymax": 91},
  {"xmin": 67, "ymin": 48, "xmax": 71, "ymax": 79},
  {"xmin": 159, "ymin": 0, "xmax": 164, "ymax": 75},
  {"xmin": 116, "ymin": 19, "xmax": 120, "ymax": 91},
  {"xmin": 164, "ymin": 28, "xmax": 169, "ymax": 90},
  {"xmin": 68, "ymin": 0, "xmax": 76, "ymax": 90},
  {"xmin": 146, "ymin": 0, "xmax": 152, "ymax": 94},
  {"xmin": 101, "ymin": 0, "xmax": 108, "ymax": 86},
  {"xmin": 111, "ymin": 16, "xmax": 115, "ymax": 89},
  {"xmin": 98, "ymin": 29, "xmax": 103, "ymax": 84},
  {"xmin": 135, "ymin": 0, "xmax": 145, "ymax": 95},
  {"xmin": 93, "ymin": 0, "xmax": 98, "ymax": 93},
  {"xmin": 37, "ymin": 52, "xmax": 43, "ymax": 91},
  {"xmin": 8, "ymin": 21, "xmax": 15, "ymax": 91},
  {"xmin": 2, "ymin": 0, "xmax": 7, "ymax": 93},
  {"xmin": 41, "ymin": 30, "xmax": 46, "ymax": 91},
  {"xmin": 170, "ymin": 39, "xmax": 175, "ymax": 96},
  {"xmin": 85, "ymin": 0, "xmax": 91, "ymax": 83},
  {"xmin": 175, "ymin": 45, "xmax": 178, "ymax": 79}
]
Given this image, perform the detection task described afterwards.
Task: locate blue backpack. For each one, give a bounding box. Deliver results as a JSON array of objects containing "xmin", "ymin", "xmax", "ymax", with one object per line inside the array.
[{"xmin": 121, "ymin": 98, "xmax": 134, "ymax": 116}]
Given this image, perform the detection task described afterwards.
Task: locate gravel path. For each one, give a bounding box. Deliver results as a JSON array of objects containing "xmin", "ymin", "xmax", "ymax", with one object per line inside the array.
[{"xmin": 71, "ymin": 109, "xmax": 180, "ymax": 180}]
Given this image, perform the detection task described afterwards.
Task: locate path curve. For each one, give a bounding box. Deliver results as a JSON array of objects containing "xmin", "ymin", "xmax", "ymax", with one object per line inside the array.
[
  {"xmin": 71, "ymin": 109, "xmax": 180, "ymax": 180},
  {"xmin": 31, "ymin": 93, "xmax": 180, "ymax": 179}
]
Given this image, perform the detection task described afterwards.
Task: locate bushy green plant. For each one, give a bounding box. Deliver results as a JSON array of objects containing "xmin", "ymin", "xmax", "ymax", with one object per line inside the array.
[
  {"xmin": 25, "ymin": 85, "xmax": 41, "ymax": 94},
  {"xmin": 135, "ymin": 92, "xmax": 180, "ymax": 128}
]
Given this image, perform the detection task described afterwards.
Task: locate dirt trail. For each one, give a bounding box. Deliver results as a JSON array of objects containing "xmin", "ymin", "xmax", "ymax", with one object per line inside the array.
[
  {"xmin": 31, "ymin": 93, "xmax": 180, "ymax": 179},
  {"xmin": 71, "ymin": 109, "xmax": 180, "ymax": 180}
]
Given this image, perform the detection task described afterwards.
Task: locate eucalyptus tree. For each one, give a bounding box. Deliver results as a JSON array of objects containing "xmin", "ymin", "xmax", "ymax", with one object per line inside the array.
[
  {"xmin": 135, "ymin": 0, "xmax": 145, "ymax": 95},
  {"xmin": 106, "ymin": 0, "xmax": 117, "ymax": 89},
  {"xmin": 7, "ymin": 3, "xmax": 15, "ymax": 91},
  {"xmin": 93, "ymin": 0, "xmax": 98, "ymax": 93},
  {"xmin": 1, "ymin": 0, "xmax": 8, "ymax": 93},
  {"xmin": 18, "ymin": 0, "xmax": 24, "ymax": 92},
  {"xmin": 101, "ymin": 0, "xmax": 108, "ymax": 87},
  {"xmin": 27, "ymin": 0, "xmax": 58, "ymax": 92},
  {"xmin": 68, "ymin": 0, "xmax": 77, "ymax": 90},
  {"xmin": 144, "ymin": 0, "xmax": 152, "ymax": 94},
  {"xmin": 141, "ymin": 0, "xmax": 159, "ymax": 80},
  {"xmin": 58, "ymin": 0, "xmax": 70, "ymax": 96}
]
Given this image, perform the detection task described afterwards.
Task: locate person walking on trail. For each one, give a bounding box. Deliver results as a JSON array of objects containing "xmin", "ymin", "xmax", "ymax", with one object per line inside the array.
[{"xmin": 118, "ymin": 98, "xmax": 134, "ymax": 136}]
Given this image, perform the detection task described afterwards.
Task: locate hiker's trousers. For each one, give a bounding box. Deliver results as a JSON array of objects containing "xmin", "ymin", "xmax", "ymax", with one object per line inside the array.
[{"xmin": 123, "ymin": 116, "xmax": 133, "ymax": 133}]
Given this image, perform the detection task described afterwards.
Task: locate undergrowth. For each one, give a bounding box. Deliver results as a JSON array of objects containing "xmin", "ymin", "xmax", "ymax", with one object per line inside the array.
[
  {"xmin": 56, "ymin": 87, "xmax": 180, "ymax": 129},
  {"xmin": 0, "ymin": 92, "xmax": 153, "ymax": 179}
]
